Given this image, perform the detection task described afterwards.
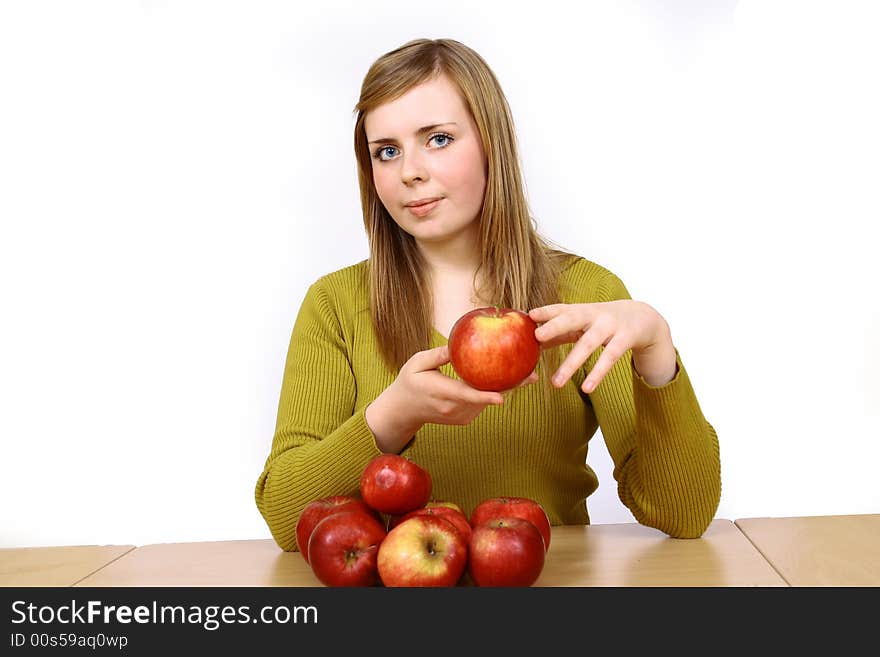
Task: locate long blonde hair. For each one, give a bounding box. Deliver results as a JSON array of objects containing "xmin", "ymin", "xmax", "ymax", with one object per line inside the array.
[{"xmin": 353, "ymin": 38, "xmax": 574, "ymax": 374}]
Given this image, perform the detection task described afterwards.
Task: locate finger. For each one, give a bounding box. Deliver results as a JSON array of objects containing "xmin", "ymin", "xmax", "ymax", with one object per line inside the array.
[
  {"xmin": 538, "ymin": 330, "xmax": 585, "ymax": 350},
  {"xmin": 410, "ymin": 345, "xmax": 450, "ymax": 372},
  {"xmin": 550, "ymin": 325, "xmax": 611, "ymax": 388},
  {"xmin": 533, "ymin": 309, "xmax": 594, "ymax": 345},
  {"xmin": 443, "ymin": 376, "xmax": 505, "ymax": 406},
  {"xmin": 528, "ymin": 304, "xmax": 567, "ymax": 323},
  {"xmin": 500, "ymin": 371, "xmax": 540, "ymax": 395},
  {"xmin": 582, "ymin": 335, "xmax": 629, "ymax": 394}
]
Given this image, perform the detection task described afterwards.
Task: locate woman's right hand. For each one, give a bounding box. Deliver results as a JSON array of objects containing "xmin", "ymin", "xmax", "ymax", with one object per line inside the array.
[{"xmin": 365, "ymin": 345, "xmax": 537, "ymax": 453}]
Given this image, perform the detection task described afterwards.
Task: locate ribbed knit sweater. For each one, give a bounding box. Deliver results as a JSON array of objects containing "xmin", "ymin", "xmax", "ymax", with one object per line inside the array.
[{"xmin": 255, "ymin": 257, "xmax": 721, "ymax": 551}]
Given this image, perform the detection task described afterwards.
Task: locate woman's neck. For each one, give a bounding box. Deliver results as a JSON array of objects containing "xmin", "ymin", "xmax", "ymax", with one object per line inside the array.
[{"xmin": 416, "ymin": 222, "xmax": 482, "ymax": 280}]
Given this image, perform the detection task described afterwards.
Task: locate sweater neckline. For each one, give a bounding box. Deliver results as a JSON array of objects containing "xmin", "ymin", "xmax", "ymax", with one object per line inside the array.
[{"xmin": 431, "ymin": 326, "xmax": 449, "ymax": 343}]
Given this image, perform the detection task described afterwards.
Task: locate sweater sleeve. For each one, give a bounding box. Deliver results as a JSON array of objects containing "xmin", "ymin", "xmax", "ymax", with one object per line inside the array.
[
  {"xmin": 254, "ymin": 279, "xmax": 383, "ymax": 551},
  {"xmin": 588, "ymin": 272, "xmax": 721, "ymax": 538}
]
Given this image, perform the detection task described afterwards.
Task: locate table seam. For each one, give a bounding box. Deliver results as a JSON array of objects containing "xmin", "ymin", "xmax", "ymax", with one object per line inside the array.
[
  {"xmin": 69, "ymin": 546, "xmax": 138, "ymax": 587},
  {"xmin": 733, "ymin": 521, "xmax": 792, "ymax": 587}
]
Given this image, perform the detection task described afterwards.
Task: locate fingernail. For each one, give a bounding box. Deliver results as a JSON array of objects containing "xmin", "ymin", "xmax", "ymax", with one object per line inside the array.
[
  {"xmin": 584, "ymin": 380, "xmax": 595, "ymax": 393},
  {"xmin": 552, "ymin": 374, "xmax": 562, "ymax": 386}
]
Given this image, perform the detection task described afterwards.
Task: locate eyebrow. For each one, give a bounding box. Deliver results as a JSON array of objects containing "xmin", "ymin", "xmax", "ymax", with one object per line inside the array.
[{"xmin": 367, "ymin": 122, "xmax": 458, "ymax": 145}]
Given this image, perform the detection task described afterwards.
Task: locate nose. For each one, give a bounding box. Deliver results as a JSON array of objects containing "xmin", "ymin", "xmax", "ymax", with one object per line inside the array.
[{"xmin": 400, "ymin": 150, "xmax": 429, "ymax": 186}]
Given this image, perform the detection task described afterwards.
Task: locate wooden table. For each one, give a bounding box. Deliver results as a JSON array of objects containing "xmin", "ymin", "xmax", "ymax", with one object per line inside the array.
[
  {"xmin": 0, "ymin": 545, "xmax": 135, "ymax": 587},
  {"xmin": 534, "ymin": 519, "xmax": 784, "ymax": 586},
  {"xmin": 74, "ymin": 538, "xmax": 316, "ymax": 587},
  {"xmin": 72, "ymin": 519, "xmax": 785, "ymax": 587},
  {"xmin": 735, "ymin": 514, "xmax": 880, "ymax": 586}
]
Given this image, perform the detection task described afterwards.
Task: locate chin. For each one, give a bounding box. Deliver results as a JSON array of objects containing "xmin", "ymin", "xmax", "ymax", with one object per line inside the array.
[
  {"xmin": 396, "ymin": 215, "xmax": 478, "ymax": 245},
  {"xmin": 411, "ymin": 226, "xmax": 459, "ymax": 243}
]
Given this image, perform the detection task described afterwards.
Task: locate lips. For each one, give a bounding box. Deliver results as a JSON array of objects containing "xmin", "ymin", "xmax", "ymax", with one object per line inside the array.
[
  {"xmin": 405, "ymin": 197, "xmax": 442, "ymax": 208},
  {"xmin": 406, "ymin": 198, "xmax": 442, "ymax": 217}
]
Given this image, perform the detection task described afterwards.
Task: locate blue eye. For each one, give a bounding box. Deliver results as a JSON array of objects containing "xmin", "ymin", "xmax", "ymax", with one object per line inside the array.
[
  {"xmin": 376, "ymin": 146, "xmax": 398, "ymax": 160},
  {"xmin": 372, "ymin": 132, "xmax": 454, "ymax": 162}
]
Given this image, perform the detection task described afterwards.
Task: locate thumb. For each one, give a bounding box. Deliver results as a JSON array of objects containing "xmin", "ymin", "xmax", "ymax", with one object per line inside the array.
[{"xmin": 411, "ymin": 345, "xmax": 451, "ymax": 372}]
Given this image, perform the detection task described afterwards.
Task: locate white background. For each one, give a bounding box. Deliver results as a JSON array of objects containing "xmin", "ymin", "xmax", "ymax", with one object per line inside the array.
[{"xmin": 1, "ymin": 1, "xmax": 878, "ymax": 548}]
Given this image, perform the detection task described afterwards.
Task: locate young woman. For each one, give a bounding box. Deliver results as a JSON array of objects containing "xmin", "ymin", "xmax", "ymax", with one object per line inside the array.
[{"xmin": 255, "ymin": 38, "xmax": 720, "ymax": 552}]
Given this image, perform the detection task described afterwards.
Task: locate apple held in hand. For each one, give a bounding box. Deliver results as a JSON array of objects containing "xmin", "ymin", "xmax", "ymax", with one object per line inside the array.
[
  {"xmin": 296, "ymin": 495, "xmax": 378, "ymax": 563},
  {"xmin": 470, "ymin": 496, "xmax": 552, "ymax": 551},
  {"xmin": 307, "ymin": 510, "xmax": 387, "ymax": 587},
  {"xmin": 468, "ymin": 517, "xmax": 546, "ymax": 587},
  {"xmin": 360, "ymin": 454, "xmax": 432, "ymax": 515},
  {"xmin": 448, "ymin": 307, "xmax": 540, "ymax": 392},
  {"xmin": 378, "ymin": 515, "xmax": 468, "ymax": 587}
]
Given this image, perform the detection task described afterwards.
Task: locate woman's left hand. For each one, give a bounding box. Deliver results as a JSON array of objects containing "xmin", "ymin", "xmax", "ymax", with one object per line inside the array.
[{"xmin": 528, "ymin": 300, "xmax": 678, "ymax": 394}]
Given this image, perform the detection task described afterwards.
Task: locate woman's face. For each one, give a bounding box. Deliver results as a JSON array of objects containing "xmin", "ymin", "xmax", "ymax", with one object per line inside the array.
[{"xmin": 365, "ymin": 73, "xmax": 488, "ymax": 246}]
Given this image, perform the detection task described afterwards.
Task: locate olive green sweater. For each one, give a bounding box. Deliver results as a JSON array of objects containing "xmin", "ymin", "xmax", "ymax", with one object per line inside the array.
[{"xmin": 255, "ymin": 257, "xmax": 721, "ymax": 551}]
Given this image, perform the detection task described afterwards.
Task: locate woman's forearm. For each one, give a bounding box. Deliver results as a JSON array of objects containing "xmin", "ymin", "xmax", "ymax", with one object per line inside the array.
[{"xmin": 365, "ymin": 385, "xmax": 424, "ymax": 453}]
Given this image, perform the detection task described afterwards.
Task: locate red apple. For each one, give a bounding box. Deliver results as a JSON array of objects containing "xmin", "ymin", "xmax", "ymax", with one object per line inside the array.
[
  {"xmin": 389, "ymin": 503, "xmax": 472, "ymax": 544},
  {"xmin": 378, "ymin": 515, "xmax": 468, "ymax": 587},
  {"xmin": 468, "ymin": 517, "xmax": 546, "ymax": 587},
  {"xmin": 425, "ymin": 500, "xmax": 464, "ymax": 513},
  {"xmin": 307, "ymin": 510, "xmax": 387, "ymax": 587},
  {"xmin": 295, "ymin": 495, "xmax": 377, "ymax": 563},
  {"xmin": 469, "ymin": 496, "xmax": 552, "ymax": 551},
  {"xmin": 448, "ymin": 307, "xmax": 540, "ymax": 392},
  {"xmin": 360, "ymin": 454, "xmax": 432, "ymax": 515}
]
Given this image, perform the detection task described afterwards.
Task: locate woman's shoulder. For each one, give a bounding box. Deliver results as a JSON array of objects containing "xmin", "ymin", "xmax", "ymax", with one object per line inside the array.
[
  {"xmin": 312, "ymin": 259, "xmax": 369, "ymax": 290},
  {"xmin": 555, "ymin": 252, "xmax": 627, "ymax": 302},
  {"xmin": 307, "ymin": 259, "xmax": 371, "ymax": 312},
  {"xmin": 557, "ymin": 252, "xmax": 617, "ymax": 280}
]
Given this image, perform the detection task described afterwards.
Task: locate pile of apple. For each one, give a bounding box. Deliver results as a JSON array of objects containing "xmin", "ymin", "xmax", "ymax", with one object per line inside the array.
[{"xmin": 296, "ymin": 454, "xmax": 550, "ymax": 587}]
